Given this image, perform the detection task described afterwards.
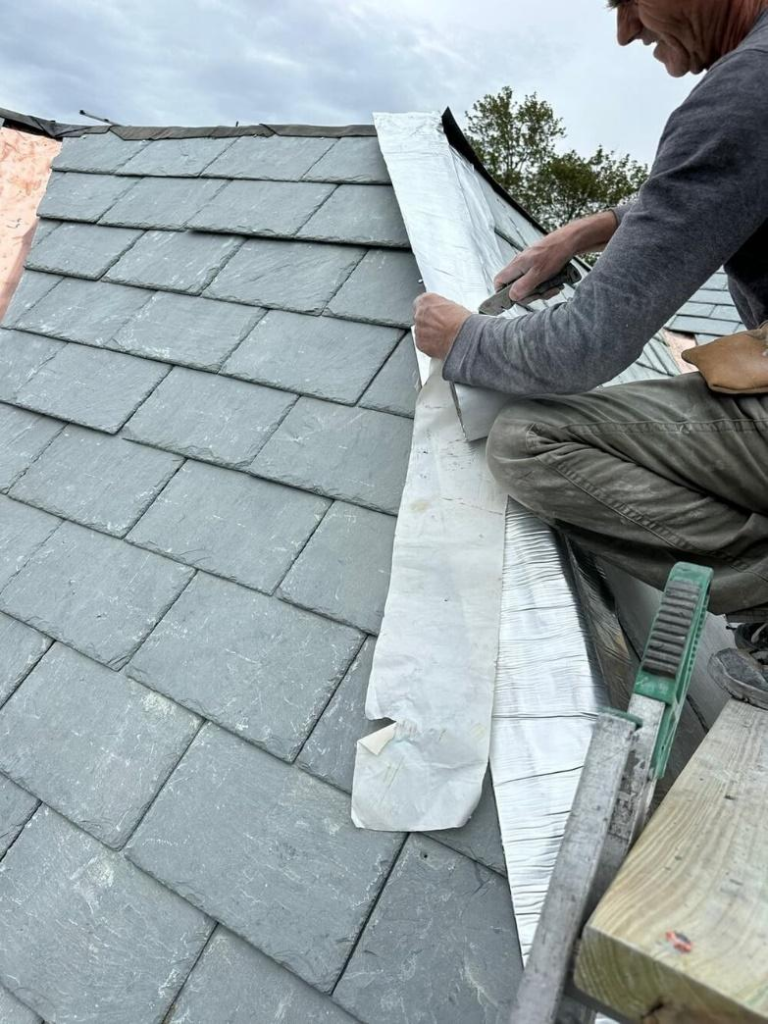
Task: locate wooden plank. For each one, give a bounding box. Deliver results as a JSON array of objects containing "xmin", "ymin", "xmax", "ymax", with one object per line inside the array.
[
  {"xmin": 511, "ymin": 713, "xmax": 636, "ymax": 1023},
  {"xmin": 574, "ymin": 700, "xmax": 768, "ymax": 1022}
]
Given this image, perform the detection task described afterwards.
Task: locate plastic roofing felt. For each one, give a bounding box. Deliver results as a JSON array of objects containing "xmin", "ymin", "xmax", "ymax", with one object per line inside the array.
[{"xmin": 0, "ymin": 119, "xmax": 527, "ymax": 1024}]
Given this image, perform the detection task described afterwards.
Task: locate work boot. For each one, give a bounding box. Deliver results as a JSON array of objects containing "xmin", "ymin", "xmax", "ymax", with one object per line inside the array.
[
  {"xmin": 709, "ymin": 644, "xmax": 768, "ymax": 709},
  {"xmin": 731, "ymin": 621, "xmax": 768, "ymax": 663}
]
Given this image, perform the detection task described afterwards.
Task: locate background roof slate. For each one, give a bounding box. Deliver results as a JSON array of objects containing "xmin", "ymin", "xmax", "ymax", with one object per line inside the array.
[{"xmin": 0, "ymin": 126, "xmax": 516, "ymax": 1023}]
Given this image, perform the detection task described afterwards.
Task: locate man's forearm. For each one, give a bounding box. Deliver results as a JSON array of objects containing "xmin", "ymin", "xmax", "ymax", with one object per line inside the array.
[{"xmin": 562, "ymin": 210, "xmax": 621, "ymax": 256}]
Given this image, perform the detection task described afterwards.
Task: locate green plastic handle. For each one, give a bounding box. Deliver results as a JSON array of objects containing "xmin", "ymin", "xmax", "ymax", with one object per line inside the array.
[{"xmin": 633, "ymin": 562, "xmax": 713, "ymax": 778}]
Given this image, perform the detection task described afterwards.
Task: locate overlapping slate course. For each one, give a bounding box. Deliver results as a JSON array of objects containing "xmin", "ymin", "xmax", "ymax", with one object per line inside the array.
[
  {"xmin": 0, "ymin": 126, "xmax": 518, "ymax": 1023},
  {"xmin": 0, "ymin": 644, "xmax": 199, "ymax": 847},
  {"xmin": 11, "ymin": 426, "xmax": 182, "ymax": 534},
  {"xmin": 0, "ymin": 808, "xmax": 212, "ymax": 1024},
  {"xmin": 127, "ymin": 572, "xmax": 362, "ymax": 760},
  {"xmin": 126, "ymin": 723, "xmax": 404, "ymax": 992},
  {"xmin": 27, "ymin": 222, "xmax": 142, "ymax": 279},
  {"xmin": 222, "ymin": 310, "xmax": 402, "ymax": 404}
]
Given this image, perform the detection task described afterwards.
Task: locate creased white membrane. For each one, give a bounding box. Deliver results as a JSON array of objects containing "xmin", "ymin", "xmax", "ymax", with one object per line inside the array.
[
  {"xmin": 351, "ymin": 112, "xmax": 510, "ymax": 831},
  {"xmin": 351, "ymin": 365, "xmax": 507, "ymax": 830}
]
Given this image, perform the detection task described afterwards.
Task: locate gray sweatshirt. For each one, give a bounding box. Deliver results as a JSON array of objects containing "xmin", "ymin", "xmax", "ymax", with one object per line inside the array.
[{"xmin": 443, "ymin": 11, "xmax": 768, "ymax": 397}]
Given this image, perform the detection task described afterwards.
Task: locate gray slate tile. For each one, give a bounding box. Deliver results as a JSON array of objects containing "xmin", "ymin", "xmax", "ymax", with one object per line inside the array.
[
  {"xmin": 0, "ymin": 807, "xmax": 211, "ymax": 1024},
  {"xmin": 679, "ymin": 301, "xmax": 715, "ymax": 318},
  {"xmin": 712, "ymin": 303, "xmax": 742, "ymax": 322},
  {"xmin": 30, "ymin": 219, "xmax": 60, "ymax": 247},
  {"xmin": 279, "ymin": 500, "xmax": 395, "ymax": 634},
  {"xmin": 360, "ymin": 335, "xmax": 419, "ymax": 418},
  {"xmin": 0, "ymin": 405, "xmax": 62, "ymax": 491},
  {"xmin": 0, "ymin": 330, "xmax": 64, "ymax": 403},
  {"xmin": 674, "ymin": 314, "xmax": 739, "ymax": 336},
  {"xmin": 205, "ymin": 239, "xmax": 364, "ymax": 313},
  {"xmin": 299, "ymin": 185, "xmax": 409, "ymax": 248},
  {"xmin": 100, "ymin": 176, "xmax": 226, "ymax": 230},
  {"xmin": 12, "ymin": 343, "xmax": 170, "ymax": 434},
  {"xmin": 0, "ymin": 644, "xmax": 199, "ymax": 847},
  {"xmin": 0, "ymin": 613, "xmax": 51, "ymax": 708},
  {"xmin": 0, "ymin": 775, "xmax": 38, "ymax": 858},
  {"xmin": 36, "ymin": 172, "xmax": 136, "ymax": 223},
  {"xmin": 334, "ymin": 836, "xmax": 521, "ymax": 1024},
  {"xmin": 297, "ymin": 637, "xmax": 381, "ymax": 792},
  {"xmin": 252, "ymin": 397, "xmax": 412, "ymax": 515},
  {"xmin": 123, "ymin": 366, "xmax": 295, "ymax": 469},
  {"xmin": 126, "ymin": 724, "xmax": 403, "ymax": 992},
  {"xmin": 16, "ymin": 277, "xmax": 153, "ymax": 349},
  {"xmin": 304, "ymin": 137, "xmax": 391, "ymax": 184},
  {"xmin": 116, "ymin": 137, "xmax": 236, "ymax": 176},
  {"xmin": 106, "ymin": 229, "xmax": 242, "ymax": 294},
  {"xmin": 427, "ymin": 773, "xmax": 507, "ymax": 876},
  {"xmin": 0, "ymin": 521, "xmax": 193, "ymax": 670},
  {"xmin": 328, "ymin": 249, "xmax": 423, "ymax": 328},
  {"xmin": 1, "ymin": 272, "xmax": 61, "ymax": 329},
  {"xmin": 128, "ymin": 572, "xmax": 361, "ymax": 760},
  {"xmin": 0, "ymin": 984, "xmax": 41, "ymax": 1024},
  {"xmin": 202, "ymin": 135, "xmax": 335, "ymax": 181},
  {"xmin": 223, "ymin": 310, "xmax": 400, "ymax": 404},
  {"xmin": 0, "ymin": 495, "xmax": 59, "ymax": 591},
  {"xmin": 188, "ymin": 179, "xmax": 335, "ymax": 237},
  {"xmin": 167, "ymin": 929, "xmax": 357, "ymax": 1024},
  {"xmin": 53, "ymin": 134, "xmax": 149, "ymax": 174},
  {"xmin": 26, "ymin": 223, "xmax": 142, "ymax": 280},
  {"xmin": 10, "ymin": 426, "xmax": 181, "ymax": 535},
  {"xmin": 129, "ymin": 461, "xmax": 328, "ymax": 592},
  {"xmin": 110, "ymin": 290, "xmax": 261, "ymax": 370}
]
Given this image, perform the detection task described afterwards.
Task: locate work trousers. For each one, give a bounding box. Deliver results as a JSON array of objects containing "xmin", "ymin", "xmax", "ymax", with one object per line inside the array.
[{"xmin": 487, "ymin": 373, "xmax": 768, "ymax": 620}]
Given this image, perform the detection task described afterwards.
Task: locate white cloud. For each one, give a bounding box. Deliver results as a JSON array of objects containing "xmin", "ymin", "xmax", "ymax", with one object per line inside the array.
[{"xmin": 1, "ymin": 0, "xmax": 693, "ymax": 165}]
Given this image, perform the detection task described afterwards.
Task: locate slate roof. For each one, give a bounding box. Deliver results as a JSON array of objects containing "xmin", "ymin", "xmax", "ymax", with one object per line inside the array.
[
  {"xmin": 667, "ymin": 268, "xmax": 745, "ymax": 341},
  {"xmin": 0, "ymin": 125, "xmax": 521, "ymax": 1024}
]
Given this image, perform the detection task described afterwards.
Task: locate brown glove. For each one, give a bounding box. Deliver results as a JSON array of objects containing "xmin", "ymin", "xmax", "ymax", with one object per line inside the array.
[{"xmin": 682, "ymin": 322, "xmax": 768, "ymax": 394}]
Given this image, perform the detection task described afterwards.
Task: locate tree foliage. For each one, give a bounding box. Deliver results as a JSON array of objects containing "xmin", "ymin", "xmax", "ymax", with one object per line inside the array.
[{"xmin": 466, "ymin": 86, "xmax": 647, "ymax": 233}]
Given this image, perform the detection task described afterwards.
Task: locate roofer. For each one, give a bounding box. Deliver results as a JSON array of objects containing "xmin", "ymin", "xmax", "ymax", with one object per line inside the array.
[{"xmin": 414, "ymin": 0, "xmax": 768, "ymax": 673}]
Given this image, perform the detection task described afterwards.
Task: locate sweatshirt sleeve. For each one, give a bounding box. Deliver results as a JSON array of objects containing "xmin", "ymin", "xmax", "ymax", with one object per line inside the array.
[{"xmin": 443, "ymin": 49, "xmax": 768, "ymax": 397}]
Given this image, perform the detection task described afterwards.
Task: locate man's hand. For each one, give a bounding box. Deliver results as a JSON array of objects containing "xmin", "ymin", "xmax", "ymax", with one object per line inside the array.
[
  {"xmin": 494, "ymin": 233, "xmax": 574, "ymax": 304},
  {"xmin": 494, "ymin": 210, "xmax": 620, "ymax": 303},
  {"xmin": 413, "ymin": 293, "xmax": 472, "ymax": 360}
]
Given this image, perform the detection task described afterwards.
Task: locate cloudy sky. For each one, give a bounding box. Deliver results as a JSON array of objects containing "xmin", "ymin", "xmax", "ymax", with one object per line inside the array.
[{"xmin": 2, "ymin": 0, "xmax": 693, "ymax": 165}]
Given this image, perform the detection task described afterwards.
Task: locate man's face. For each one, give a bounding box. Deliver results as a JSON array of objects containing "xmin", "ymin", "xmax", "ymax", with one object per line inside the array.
[{"xmin": 613, "ymin": 0, "xmax": 708, "ymax": 77}]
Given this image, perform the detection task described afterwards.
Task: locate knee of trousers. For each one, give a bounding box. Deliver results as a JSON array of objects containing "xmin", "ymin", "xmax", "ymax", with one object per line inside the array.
[{"xmin": 486, "ymin": 404, "xmax": 559, "ymax": 514}]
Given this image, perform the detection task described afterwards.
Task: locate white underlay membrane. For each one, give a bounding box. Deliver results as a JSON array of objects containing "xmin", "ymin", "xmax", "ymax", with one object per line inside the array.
[{"xmin": 351, "ymin": 365, "xmax": 507, "ymax": 830}]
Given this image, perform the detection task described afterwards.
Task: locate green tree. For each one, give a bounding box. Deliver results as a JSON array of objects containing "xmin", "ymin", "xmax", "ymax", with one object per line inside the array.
[
  {"xmin": 465, "ymin": 86, "xmax": 566, "ymax": 202},
  {"xmin": 466, "ymin": 88, "xmax": 647, "ymax": 235}
]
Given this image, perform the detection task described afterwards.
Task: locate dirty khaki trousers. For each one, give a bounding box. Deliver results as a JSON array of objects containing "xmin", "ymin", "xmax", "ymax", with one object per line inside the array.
[{"xmin": 487, "ymin": 373, "xmax": 768, "ymax": 620}]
